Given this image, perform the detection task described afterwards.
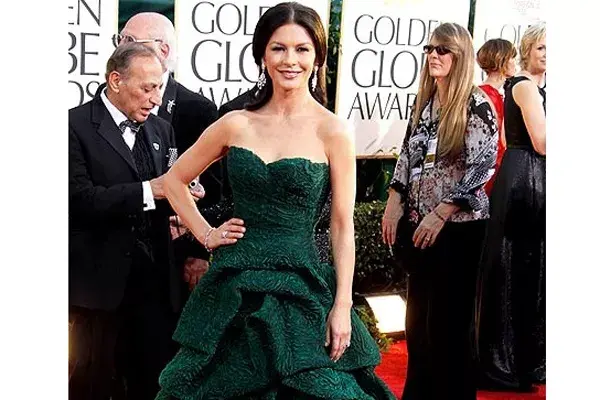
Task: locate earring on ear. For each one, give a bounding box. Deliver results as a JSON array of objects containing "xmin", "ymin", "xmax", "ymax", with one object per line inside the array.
[
  {"xmin": 256, "ymin": 62, "xmax": 267, "ymax": 96},
  {"xmin": 311, "ymin": 66, "xmax": 319, "ymax": 92}
]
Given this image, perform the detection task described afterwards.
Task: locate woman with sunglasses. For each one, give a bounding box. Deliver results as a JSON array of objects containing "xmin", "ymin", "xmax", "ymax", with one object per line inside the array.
[
  {"xmin": 475, "ymin": 23, "xmax": 546, "ymax": 392},
  {"xmin": 381, "ymin": 22, "xmax": 498, "ymax": 400}
]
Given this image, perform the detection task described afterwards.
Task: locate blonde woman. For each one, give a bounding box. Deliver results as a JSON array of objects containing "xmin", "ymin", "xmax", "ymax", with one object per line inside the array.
[
  {"xmin": 381, "ymin": 23, "xmax": 498, "ymax": 400},
  {"xmin": 476, "ymin": 23, "xmax": 546, "ymax": 392}
]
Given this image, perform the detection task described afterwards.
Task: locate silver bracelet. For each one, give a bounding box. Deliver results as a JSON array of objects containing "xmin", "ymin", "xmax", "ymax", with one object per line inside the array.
[{"xmin": 204, "ymin": 227, "xmax": 216, "ymax": 251}]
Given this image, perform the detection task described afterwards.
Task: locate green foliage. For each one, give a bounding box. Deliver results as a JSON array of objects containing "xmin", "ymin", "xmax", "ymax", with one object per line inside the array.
[
  {"xmin": 468, "ymin": 0, "xmax": 477, "ymax": 35},
  {"xmin": 352, "ymin": 200, "xmax": 406, "ymax": 351},
  {"xmin": 357, "ymin": 159, "xmax": 398, "ymax": 202},
  {"xmin": 325, "ymin": 0, "xmax": 343, "ymax": 111},
  {"xmin": 353, "ymin": 201, "xmax": 407, "ymax": 296},
  {"xmin": 355, "ymin": 305, "xmax": 393, "ymax": 352}
]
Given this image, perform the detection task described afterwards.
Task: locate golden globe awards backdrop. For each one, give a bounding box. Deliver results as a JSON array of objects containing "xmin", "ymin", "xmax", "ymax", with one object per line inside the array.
[
  {"xmin": 335, "ymin": 0, "xmax": 471, "ymax": 157},
  {"xmin": 68, "ymin": 0, "xmax": 119, "ymax": 109},
  {"xmin": 175, "ymin": 0, "xmax": 330, "ymax": 109},
  {"xmin": 472, "ymin": 0, "xmax": 546, "ymax": 83}
]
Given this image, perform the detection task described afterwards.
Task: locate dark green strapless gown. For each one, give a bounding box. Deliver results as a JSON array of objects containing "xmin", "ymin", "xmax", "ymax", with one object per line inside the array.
[{"xmin": 156, "ymin": 146, "xmax": 395, "ymax": 400}]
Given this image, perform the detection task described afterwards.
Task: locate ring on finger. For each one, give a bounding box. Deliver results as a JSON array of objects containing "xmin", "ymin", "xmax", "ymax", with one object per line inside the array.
[{"xmin": 221, "ymin": 230, "xmax": 229, "ymax": 239}]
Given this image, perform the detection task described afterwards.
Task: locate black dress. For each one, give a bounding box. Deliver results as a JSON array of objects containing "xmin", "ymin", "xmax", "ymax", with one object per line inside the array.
[{"xmin": 475, "ymin": 76, "xmax": 546, "ymax": 391}]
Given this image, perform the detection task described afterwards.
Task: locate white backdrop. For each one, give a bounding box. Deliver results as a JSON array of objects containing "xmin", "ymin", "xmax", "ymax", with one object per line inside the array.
[
  {"xmin": 473, "ymin": 0, "xmax": 546, "ymax": 83},
  {"xmin": 335, "ymin": 0, "xmax": 471, "ymax": 157},
  {"xmin": 67, "ymin": 0, "xmax": 119, "ymax": 109},
  {"xmin": 175, "ymin": 0, "xmax": 330, "ymax": 109}
]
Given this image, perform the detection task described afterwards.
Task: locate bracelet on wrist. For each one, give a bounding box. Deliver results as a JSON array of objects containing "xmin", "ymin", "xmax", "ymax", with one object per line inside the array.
[
  {"xmin": 433, "ymin": 209, "xmax": 448, "ymax": 223},
  {"xmin": 204, "ymin": 227, "xmax": 216, "ymax": 251}
]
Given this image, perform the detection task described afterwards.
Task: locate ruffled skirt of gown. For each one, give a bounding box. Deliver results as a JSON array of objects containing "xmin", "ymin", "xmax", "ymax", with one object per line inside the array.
[
  {"xmin": 475, "ymin": 148, "xmax": 546, "ymax": 391},
  {"xmin": 155, "ymin": 239, "xmax": 395, "ymax": 400}
]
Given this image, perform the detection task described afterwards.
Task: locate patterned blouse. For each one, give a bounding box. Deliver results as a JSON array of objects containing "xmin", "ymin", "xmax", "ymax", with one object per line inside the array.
[{"xmin": 389, "ymin": 91, "xmax": 498, "ymax": 223}]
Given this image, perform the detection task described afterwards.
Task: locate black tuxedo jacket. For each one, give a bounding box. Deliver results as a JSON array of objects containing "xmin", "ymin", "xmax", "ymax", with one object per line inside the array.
[
  {"xmin": 96, "ymin": 77, "xmax": 220, "ymax": 260},
  {"xmin": 69, "ymin": 95, "xmax": 181, "ymax": 311},
  {"xmin": 158, "ymin": 76, "xmax": 220, "ymax": 199}
]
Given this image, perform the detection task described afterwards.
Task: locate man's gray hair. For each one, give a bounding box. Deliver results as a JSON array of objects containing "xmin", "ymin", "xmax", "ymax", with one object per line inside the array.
[{"xmin": 105, "ymin": 42, "xmax": 164, "ymax": 80}]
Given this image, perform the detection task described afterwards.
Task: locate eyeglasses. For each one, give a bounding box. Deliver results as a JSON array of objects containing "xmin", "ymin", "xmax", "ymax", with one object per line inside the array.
[
  {"xmin": 423, "ymin": 45, "xmax": 452, "ymax": 56},
  {"xmin": 112, "ymin": 33, "xmax": 163, "ymax": 47}
]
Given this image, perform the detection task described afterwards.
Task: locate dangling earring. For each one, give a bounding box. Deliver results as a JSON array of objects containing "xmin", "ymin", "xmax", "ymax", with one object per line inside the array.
[
  {"xmin": 311, "ymin": 66, "xmax": 319, "ymax": 92},
  {"xmin": 256, "ymin": 63, "xmax": 266, "ymax": 96}
]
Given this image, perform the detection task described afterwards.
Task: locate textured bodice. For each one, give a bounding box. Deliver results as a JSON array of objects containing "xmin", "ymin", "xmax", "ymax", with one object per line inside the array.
[{"xmin": 212, "ymin": 146, "xmax": 331, "ymax": 268}]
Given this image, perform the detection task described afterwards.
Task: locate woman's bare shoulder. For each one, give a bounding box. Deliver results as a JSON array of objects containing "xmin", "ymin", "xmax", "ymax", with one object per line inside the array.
[
  {"xmin": 219, "ymin": 109, "xmax": 253, "ymax": 128},
  {"xmin": 512, "ymin": 77, "xmax": 543, "ymax": 107},
  {"xmin": 211, "ymin": 109, "xmax": 255, "ymax": 142},
  {"xmin": 316, "ymin": 106, "xmax": 352, "ymax": 140}
]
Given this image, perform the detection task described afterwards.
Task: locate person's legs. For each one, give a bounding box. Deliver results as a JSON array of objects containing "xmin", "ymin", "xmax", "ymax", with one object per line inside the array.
[
  {"xmin": 402, "ymin": 268, "xmax": 434, "ymax": 400},
  {"xmin": 69, "ymin": 306, "xmax": 121, "ymax": 400},
  {"xmin": 117, "ymin": 261, "xmax": 178, "ymax": 400},
  {"xmin": 429, "ymin": 221, "xmax": 484, "ymax": 400}
]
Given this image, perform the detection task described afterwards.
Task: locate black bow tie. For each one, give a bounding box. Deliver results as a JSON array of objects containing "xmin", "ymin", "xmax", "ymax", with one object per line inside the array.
[{"xmin": 119, "ymin": 120, "xmax": 143, "ymax": 134}]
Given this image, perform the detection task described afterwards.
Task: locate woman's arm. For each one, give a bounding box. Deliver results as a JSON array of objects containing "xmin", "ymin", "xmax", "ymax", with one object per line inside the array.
[
  {"xmin": 164, "ymin": 113, "xmax": 245, "ymax": 250},
  {"xmin": 324, "ymin": 120, "xmax": 356, "ymax": 362},
  {"xmin": 513, "ymin": 79, "xmax": 546, "ymax": 155},
  {"xmin": 441, "ymin": 96, "xmax": 498, "ymax": 212},
  {"xmin": 382, "ymin": 126, "xmax": 411, "ymax": 245},
  {"xmin": 327, "ymin": 125, "xmax": 356, "ymax": 309}
]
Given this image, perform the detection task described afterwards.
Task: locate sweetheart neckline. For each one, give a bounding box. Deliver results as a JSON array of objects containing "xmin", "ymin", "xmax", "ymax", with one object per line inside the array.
[{"xmin": 229, "ymin": 146, "xmax": 329, "ymax": 168}]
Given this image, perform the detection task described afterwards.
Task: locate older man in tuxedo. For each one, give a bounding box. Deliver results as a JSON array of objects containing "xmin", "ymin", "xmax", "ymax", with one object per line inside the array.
[
  {"xmin": 69, "ymin": 43, "xmax": 190, "ymax": 399},
  {"xmin": 105, "ymin": 12, "xmax": 221, "ymax": 291}
]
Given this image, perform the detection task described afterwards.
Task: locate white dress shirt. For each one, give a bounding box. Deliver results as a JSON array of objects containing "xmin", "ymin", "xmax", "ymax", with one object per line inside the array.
[{"xmin": 100, "ymin": 90, "xmax": 156, "ymax": 211}]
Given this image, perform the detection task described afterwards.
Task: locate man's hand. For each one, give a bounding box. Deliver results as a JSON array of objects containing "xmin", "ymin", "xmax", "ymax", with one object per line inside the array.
[
  {"xmin": 183, "ymin": 257, "xmax": 210, "ymax": 290},
  {"xmin": 150, "ymin": 175, "xmax": 166, "ymax": 199},
  {"xmin": 190, "ymin": 183, "xmax": 206, "ymax": 202}
]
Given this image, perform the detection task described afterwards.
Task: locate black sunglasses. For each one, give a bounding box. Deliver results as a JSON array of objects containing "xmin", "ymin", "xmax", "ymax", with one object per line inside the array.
[{"xmin": 423, "ymin": 45, "xmax": 452, "ymax": 56}]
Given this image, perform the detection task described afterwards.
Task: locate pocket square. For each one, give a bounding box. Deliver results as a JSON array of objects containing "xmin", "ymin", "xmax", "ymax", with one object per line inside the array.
[{"xmin": 167, "ymin": 147, "xmax": 178, "ymax": 167}]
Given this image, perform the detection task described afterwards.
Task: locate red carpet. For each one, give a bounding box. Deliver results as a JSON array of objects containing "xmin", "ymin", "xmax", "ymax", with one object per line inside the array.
[{"xmin": 376, "ymin": 341, "xmax": 546, "ymax": 399}]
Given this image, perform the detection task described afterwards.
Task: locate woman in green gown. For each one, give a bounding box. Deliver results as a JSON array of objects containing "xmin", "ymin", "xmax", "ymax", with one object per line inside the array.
[{"xmin": 154, "ymin": 3, "xmax": 396, "ymax": 399}]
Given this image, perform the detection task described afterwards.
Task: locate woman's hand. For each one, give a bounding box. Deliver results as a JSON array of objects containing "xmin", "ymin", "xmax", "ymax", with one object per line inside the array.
[
  {"xmin": 382, "ymin": 190, "xmax": 404, "ymax": 246},
  {"xmin": 412, "ymin": 212, "xmax": 445, "ymax": 249},
  {"xmin": 412, "ymin": 203, "xmax": 456, "ymax": 249},
  {"xmin": 325, "ymin": 302, "xmax": 352, "ymax": 362},
  {"xmin": 205, "ymin": 218, "xmax": 245, "ymax": 250}
]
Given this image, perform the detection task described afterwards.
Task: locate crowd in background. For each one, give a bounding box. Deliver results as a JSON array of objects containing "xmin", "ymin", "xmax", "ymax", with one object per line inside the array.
[
  {"xmin": 382, "ymin": 21, "xmax": 546, "ymax": 400},
  {"xmin": 68, "ymin": 3, "xmax": 546, "ymax": 399}
]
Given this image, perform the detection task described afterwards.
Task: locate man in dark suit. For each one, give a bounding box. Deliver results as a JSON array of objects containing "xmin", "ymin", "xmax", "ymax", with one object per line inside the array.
[
  {"xmin": 69, "ymin": 43, "xmax": 189, "ymax": 400},
  {"xmin": 106, "ymin": 12, "xmax": 221, "ymax": 291}
]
